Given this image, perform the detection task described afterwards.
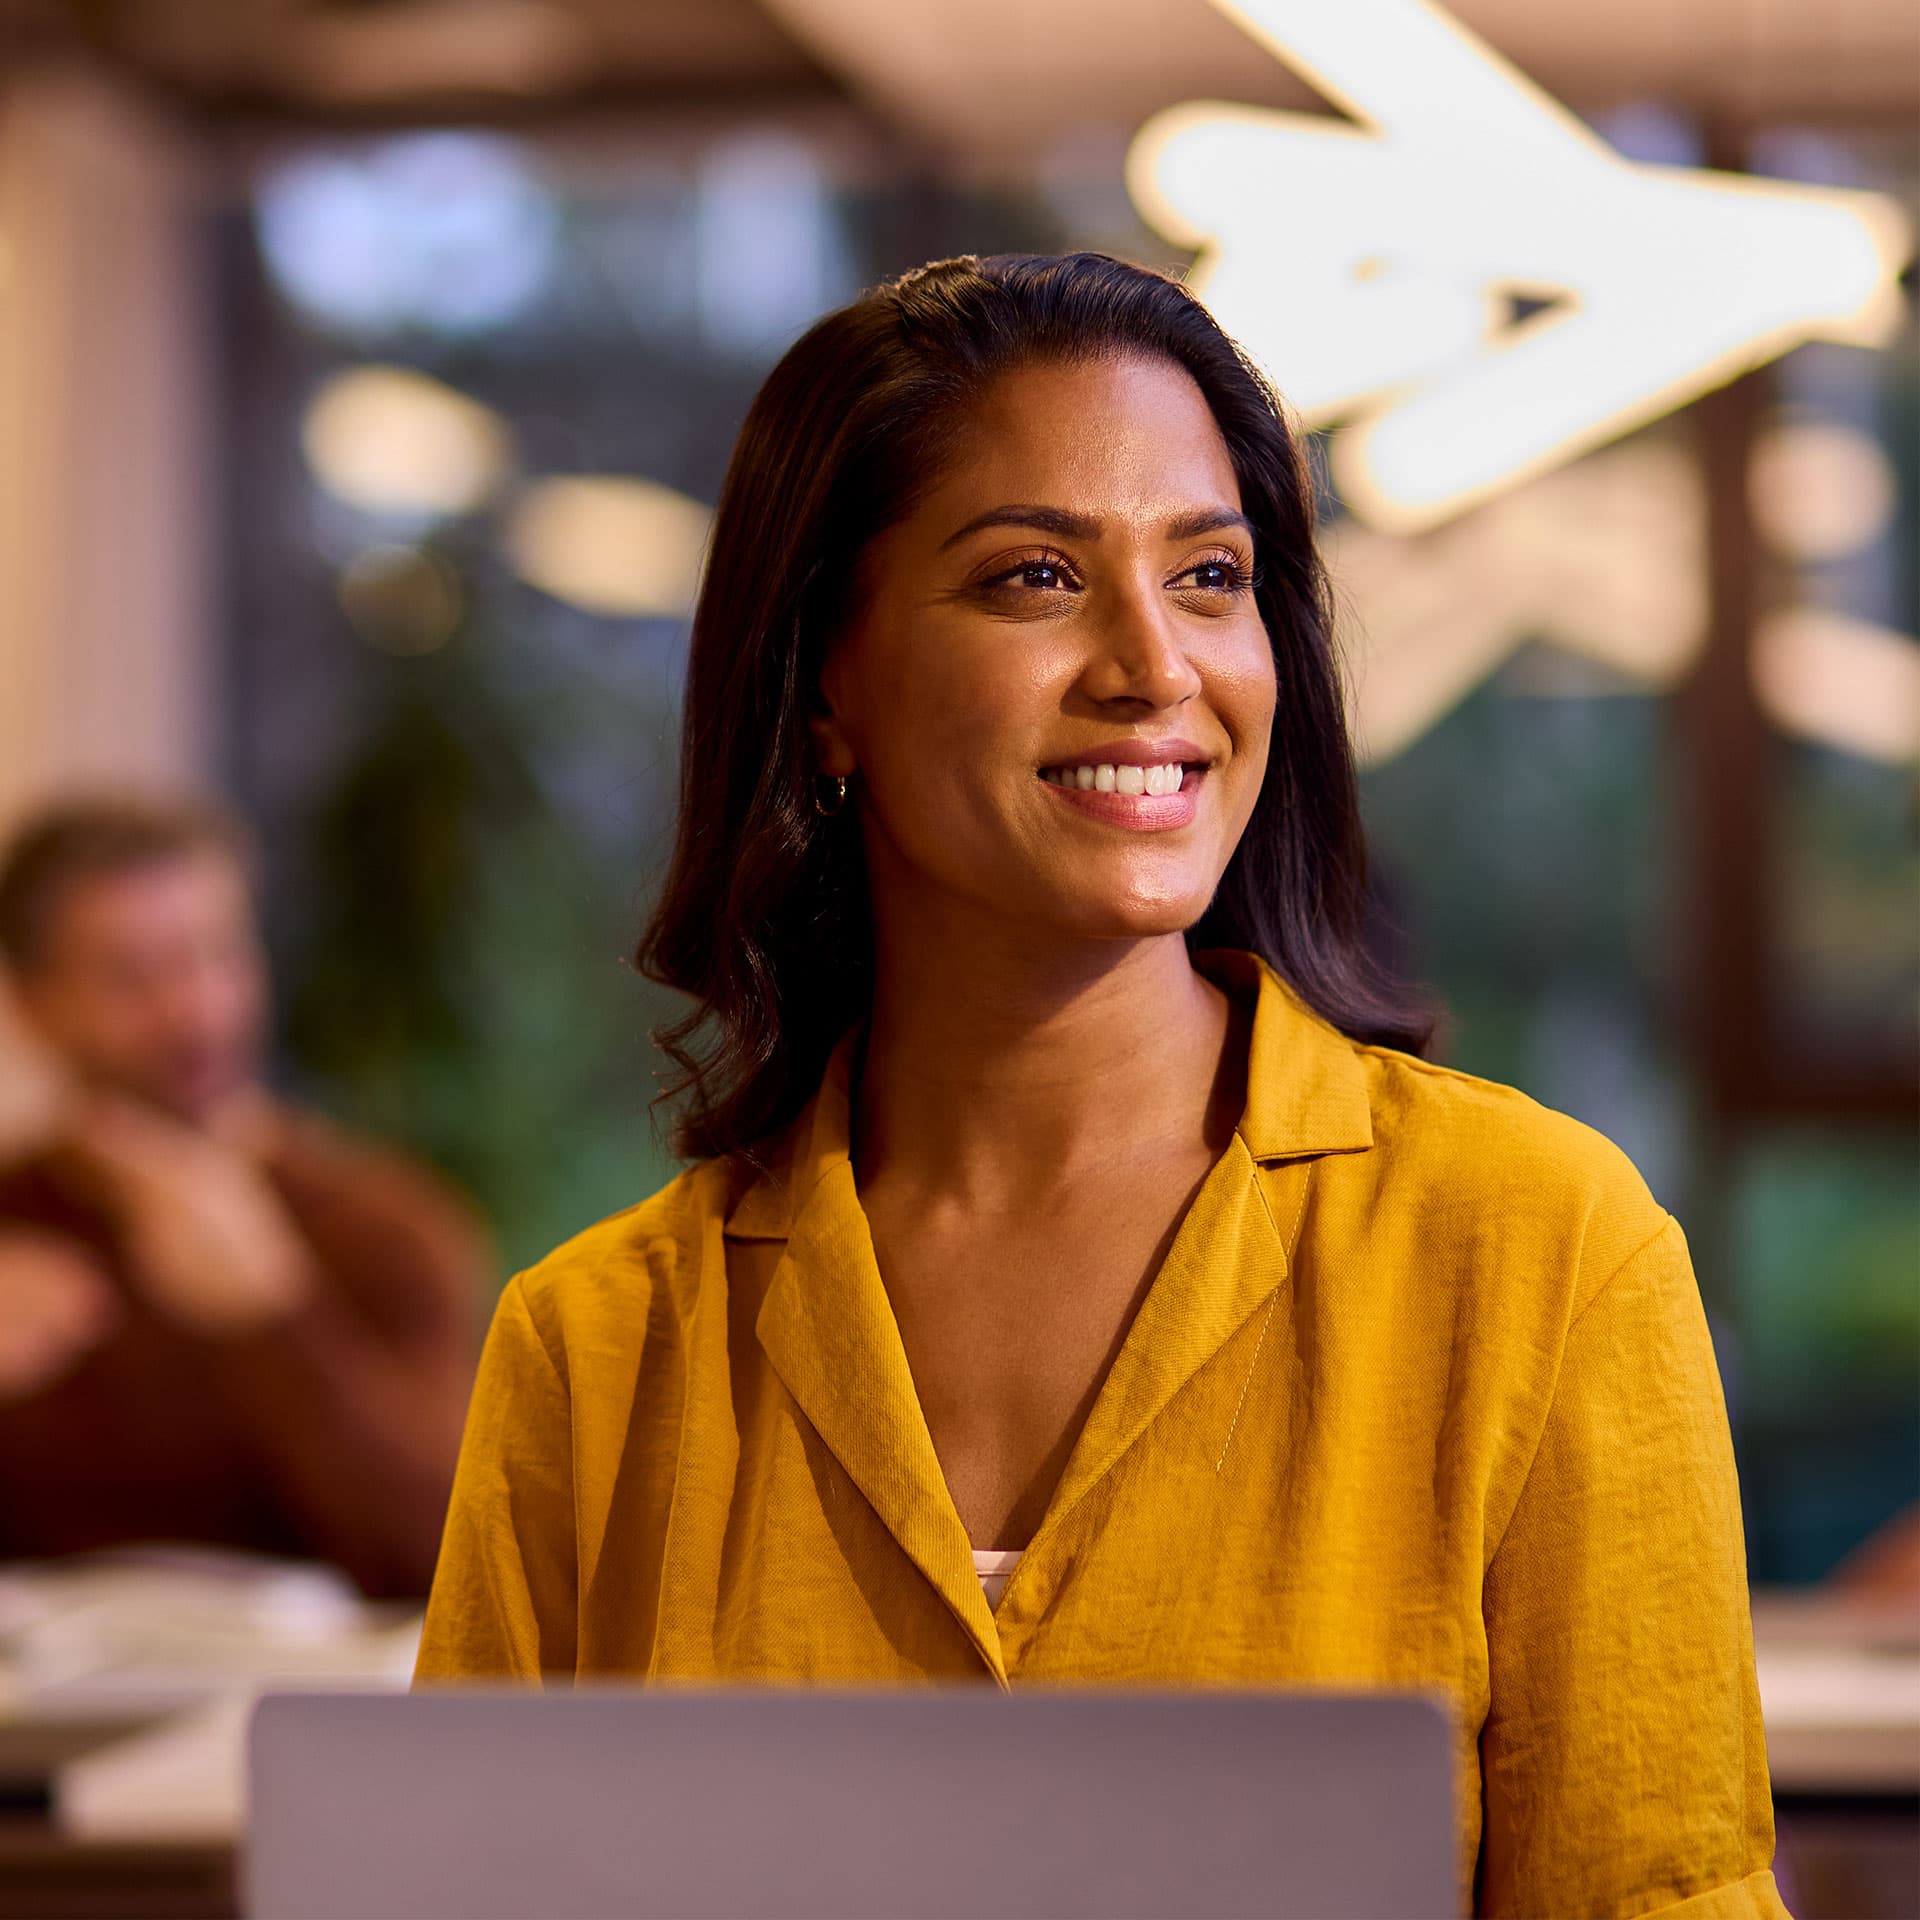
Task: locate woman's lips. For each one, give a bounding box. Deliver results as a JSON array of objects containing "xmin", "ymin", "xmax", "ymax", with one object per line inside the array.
[{"xmin": 1036, "ymin": 765, "xmax": 1202, "ymax": 831}]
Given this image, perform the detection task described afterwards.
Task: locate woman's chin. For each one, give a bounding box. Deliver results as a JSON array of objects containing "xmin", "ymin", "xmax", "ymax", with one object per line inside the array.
[{"xmin": 1039, "ymin": 884, "xmax": 1214, "ymax": 945}]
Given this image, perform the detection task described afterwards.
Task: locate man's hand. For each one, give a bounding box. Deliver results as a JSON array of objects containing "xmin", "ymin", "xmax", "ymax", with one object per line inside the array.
[
  {"xmin": 0, "ymin": 1229, "xmax": 119, "ymax": 1399},
  {"xmin": 65, "ymin": 1093, "xmax": 314, "ymax": 1337},
  {"xmin": 0, "ymin": 978, "xmax": 75, "ymax": 1166}
]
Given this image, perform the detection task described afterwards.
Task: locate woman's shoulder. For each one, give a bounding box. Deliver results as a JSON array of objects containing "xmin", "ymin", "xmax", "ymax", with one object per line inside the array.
[
  {"xmin": 504, "ymin": 1157, "xmax": 740, "ymax": 1354},
  {"xmin": 1344, "ymin": 1038, "xmax": 1674, "ymax": 1308}
]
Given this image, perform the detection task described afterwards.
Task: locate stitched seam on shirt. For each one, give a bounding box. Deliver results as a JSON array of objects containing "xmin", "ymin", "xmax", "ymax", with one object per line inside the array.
[
  {"xmin": 1243, "ymin": 1135, "xmax": 1315, "ymax": 1244},
  {"xmin": 497, "ymin": 1265, "xmax": 586, "ymax": 1636},
  {"xmin": 510, "ymin": 1271, "xmax": 571, "ymax": 1392},
  {"xmin": 1352, "ymin": 1042, "xmax": 1550, "ymax": 1106},
  {"xmin": 1216, "ymin": 1290, "xmax": 1279, "ymax": 1472},
  {"xmin": 515, "ymin": 1178, "xmax": 689, "ymax": 1390},
  {"xmin": 1481, "ymin": 1211, "xmax": 1678, "ymax": 1576},
  {"xmin": 1564, "ymin": 1211, "xmax": 1678, "ymax": 1337},
  {"xmin": 1216, "ymin": 1153, "xmax": 1311, "ymax": 1472}
]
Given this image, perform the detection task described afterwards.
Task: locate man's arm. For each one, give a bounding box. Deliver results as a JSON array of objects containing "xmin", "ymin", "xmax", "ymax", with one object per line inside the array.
[
  {"xmin": 53, "ymin": 1092, "xmax": 488, "ymax": 1599},
  {"xmin": 193, "ymin": 1111, "xmax": 493, "ymax": 1599},
  {"xmin": 0, "ymin": 973, "xmax": 70, "ymax": 1170},
  {"xmin": 0, "ymin": 1227, "xmax": 119, "ymax": 1402},
  {"xmin": 36, "ymin": 1090, "xmax": 490, "ymax": 1598}
]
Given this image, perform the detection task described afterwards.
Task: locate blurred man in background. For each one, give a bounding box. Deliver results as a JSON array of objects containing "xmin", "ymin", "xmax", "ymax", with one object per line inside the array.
[{"xmin": 0, "ymin": 795, "xmax": 490, "ymax": 1599}]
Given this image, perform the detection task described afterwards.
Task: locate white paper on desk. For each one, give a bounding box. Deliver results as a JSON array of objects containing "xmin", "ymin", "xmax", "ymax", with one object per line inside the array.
[
  {"xmin": 0, "ymin": 1547, "xmax": 419, "ymax": 1718},
  {"xmin": 56, "ymin": 1690, "xmax": 253, "ymax": 1841},
  {"xmin": 48, "ymin": 1619, "xmax": 425, "ymax": 1844}
]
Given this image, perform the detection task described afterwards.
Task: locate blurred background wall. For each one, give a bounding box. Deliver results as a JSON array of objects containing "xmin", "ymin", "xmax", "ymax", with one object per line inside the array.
[
  {"xmin": 0, "ymin": 70, "xmax": 214, "ymax": 819},
  {"xmin": 0, "ymin": 0, "xmax": 1914, "ymax": 1586}
]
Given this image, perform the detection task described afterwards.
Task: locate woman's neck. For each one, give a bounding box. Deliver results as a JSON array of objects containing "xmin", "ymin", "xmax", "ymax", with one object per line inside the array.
[{"xmin": 854, "ymin": 915, "xmax": 1243, "ymax": 1207}]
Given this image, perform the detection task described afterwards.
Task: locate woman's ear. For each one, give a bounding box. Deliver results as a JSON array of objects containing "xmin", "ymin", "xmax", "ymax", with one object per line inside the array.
[
  {"xmin": 805, "ymin": 708, "xmax": 856, "ymax": 779},
  {"xmin": 807, "ymin": 650, "xmax": 858, "ymax": 778}
]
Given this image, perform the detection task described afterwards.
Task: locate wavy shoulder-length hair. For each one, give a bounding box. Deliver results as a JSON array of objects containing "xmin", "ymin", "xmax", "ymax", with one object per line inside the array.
[{"xmin": 637, "ymin": 250, "xmax": 1435, "ymax": 1161}]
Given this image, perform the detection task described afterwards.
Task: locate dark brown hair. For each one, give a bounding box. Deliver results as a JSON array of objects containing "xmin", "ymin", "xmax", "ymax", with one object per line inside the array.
[
  {"xmin": 0, "ymin": 791, "xmax": 254, "ymax": 974},
  {"xmin": 637, "ymin": 251, "xmax": 1435, "ymax": 1161}
]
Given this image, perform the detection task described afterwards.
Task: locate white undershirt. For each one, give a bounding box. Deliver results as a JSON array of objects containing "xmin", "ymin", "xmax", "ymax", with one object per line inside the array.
[{"xmin": 972, "ymin": 1547, "xmax": 1024, "ymax": 1611}]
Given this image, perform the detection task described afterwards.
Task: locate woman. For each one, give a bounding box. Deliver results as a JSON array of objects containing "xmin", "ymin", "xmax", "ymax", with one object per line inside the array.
[{"xmin": 417, "ymin": 254, "xmax": 1787, "ymax": 1919}]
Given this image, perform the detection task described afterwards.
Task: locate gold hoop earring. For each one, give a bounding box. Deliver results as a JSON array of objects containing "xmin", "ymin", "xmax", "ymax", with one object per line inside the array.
[{"xmin": 811, "ymin": 773, "xmax": 849, "ymax": 818}]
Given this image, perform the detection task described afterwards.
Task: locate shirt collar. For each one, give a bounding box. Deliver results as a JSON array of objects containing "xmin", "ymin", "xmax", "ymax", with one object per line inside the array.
[
  {"xmin": 723, "ymin": 947, "xmax": 1374, "ymax": 1241},
  {"xmin": 1191, "ymin": 947, "xmax": 1376, "ymax": 1163}
]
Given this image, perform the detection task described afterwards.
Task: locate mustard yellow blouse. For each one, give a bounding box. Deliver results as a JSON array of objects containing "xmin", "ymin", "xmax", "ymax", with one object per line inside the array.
[{"xmin": 416, "ymin": 951, "xmax": 1789, "ymax": 1919}]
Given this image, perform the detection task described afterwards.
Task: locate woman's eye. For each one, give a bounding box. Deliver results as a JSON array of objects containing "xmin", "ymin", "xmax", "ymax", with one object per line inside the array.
[
  {"xmin": 978, "ymin": 555, "xmax": 1078, "ymax": 596},
  {"xmin": 1179, "ymin": 559, "xmax": 1248, "ymax": 593}
]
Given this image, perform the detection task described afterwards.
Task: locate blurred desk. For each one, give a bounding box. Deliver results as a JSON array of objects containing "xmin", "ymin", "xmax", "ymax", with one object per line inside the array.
[
  {"xmin": 1753, "ymin": 1589, "xmax": 1920, "ymax": 1920},
  {"xmin": 0, "ymin": 1715, "xmax": 234, "ymax": 1918},
  {"xmin": 1753, "ymin": 1589, "xmax": 1920, "ymax": 1793},
  {"xmin": 0, "ymin": 1551, "xmax": 417, "ymax": 1920},
  {"xmin": 0, "ymin": 1823, "xmax": 233, "ymax": 1920},
  {"xmin": 0, "ymin": 1580, "xmax": 1911, "ymax": 1920}
]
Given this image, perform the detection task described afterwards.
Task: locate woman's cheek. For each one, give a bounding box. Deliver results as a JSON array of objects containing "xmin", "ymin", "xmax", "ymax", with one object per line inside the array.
[
  {"xmin": 1216, "ymin": 644, "xmax": 1277, "ymax": 763},
  {"xmin": 861, "ymin": 742, "xmax": 1002, "ymax": 873}
]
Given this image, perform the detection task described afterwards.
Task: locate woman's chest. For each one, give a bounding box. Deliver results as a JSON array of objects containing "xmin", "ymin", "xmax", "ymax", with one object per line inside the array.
[
  {"xmin": 584, "ymin": 1291, "xmax": 1490, "ymax": 1707},
  {"xmin": 861, "ymin": 1162, "xmax": 1218, "ymax": 1549}
]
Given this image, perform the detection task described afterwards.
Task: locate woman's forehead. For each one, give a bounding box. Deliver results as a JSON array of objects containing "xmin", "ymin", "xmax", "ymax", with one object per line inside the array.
[{"xmin": 918, "ymin": 356, "xmax": 1243, "ymax": 532}]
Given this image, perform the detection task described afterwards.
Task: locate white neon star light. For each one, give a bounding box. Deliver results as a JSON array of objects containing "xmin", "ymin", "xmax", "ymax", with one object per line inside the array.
[{"xmin": 1127, "ymin": 0, "xmax": 1914, "ymax": 533}]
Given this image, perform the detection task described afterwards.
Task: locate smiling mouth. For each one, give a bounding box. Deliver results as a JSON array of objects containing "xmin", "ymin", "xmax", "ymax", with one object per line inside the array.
[{"xmin": 1037, "ymin": 759, "xmax": 1196, "ymax": 796}]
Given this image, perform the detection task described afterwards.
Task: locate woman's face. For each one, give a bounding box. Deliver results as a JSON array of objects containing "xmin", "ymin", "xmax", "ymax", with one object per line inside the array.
[{"xmin": 814, "ymin": 351, "xmax": 1277, "ymax": 947}]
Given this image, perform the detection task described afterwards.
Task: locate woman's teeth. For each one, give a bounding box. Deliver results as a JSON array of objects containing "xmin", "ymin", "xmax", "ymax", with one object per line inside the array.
[{"xmin": 1040, "ymin": 762, "xmax": 1186, "ymax": 796}]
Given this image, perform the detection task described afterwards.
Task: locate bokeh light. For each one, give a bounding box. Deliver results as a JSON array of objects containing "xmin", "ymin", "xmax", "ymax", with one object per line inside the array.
[
  {"xmin": 1749, "ymin": 419, "xmax": 1900, "ymax": 563},
  {"xmin": 504, "ymin": 476, "xmax": 712, "ymax": 619},
  {"xmin": 302, "ymin": 366, "xmax": 512, "ymax": 518},
  {"xmin": 258, "ymin": 133, "xmax": 559, "ymax": 336},
  {"xmin": 338, "ymin": 545, "xmax": 465, "ymax": 655}
]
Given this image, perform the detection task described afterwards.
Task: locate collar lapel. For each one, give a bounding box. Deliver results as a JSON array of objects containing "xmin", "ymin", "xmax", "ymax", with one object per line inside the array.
[
  {"xmin": 748, "ymin": 1042, "xmax": 1005, "ymax": 1682},
  {"xmin": 1194, "ymin": 949, "xmax": 1375, "ymax": 1161},
  {"xmin": 1025, "ymin": 1134, "xmax": 1295, "ymax": 1555}
]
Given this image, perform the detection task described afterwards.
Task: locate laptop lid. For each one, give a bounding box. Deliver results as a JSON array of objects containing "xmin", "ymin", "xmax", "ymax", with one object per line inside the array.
[{"xmin": 249, "ymin": 1686, "xmax": 1456, "ymax": 1919}]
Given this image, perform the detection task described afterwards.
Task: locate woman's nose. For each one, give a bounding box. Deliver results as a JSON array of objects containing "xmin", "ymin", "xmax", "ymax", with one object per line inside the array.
[{"xmin": 1080, "ymin": 583, "xmax": 1205, "ymax": 710}]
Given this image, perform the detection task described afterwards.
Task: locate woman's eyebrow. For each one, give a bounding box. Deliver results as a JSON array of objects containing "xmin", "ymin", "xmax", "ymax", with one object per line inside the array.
[
  {"xmin": 1164, "ymin": 508, "xmax": 1256, "ymax": 543},
  {"xmin": 938, "ymin": 505, "xmax": 1102, "ymax": 550},
  {"xmin": 933, "ymin": 503, "xmax": 1259, "ymax": 549},
  {"xmin": 938, "ymin": 504, "xmax": 1257, "ymax": 550}
]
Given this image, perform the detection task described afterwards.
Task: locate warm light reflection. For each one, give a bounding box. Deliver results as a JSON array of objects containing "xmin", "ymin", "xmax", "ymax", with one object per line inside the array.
[
  {"xmin": 1327, "ymin": 442, "xmax": 1706, "ymax": 764},
  {"xmin": 302, "ymin": 367, "xmax": 511, "ymax": 517},
  {"xmin": 1749, "ymin": 420, "xmax": 1900, "ymax": 564},
  {"xmin": 1753, "ymin": 611, "xmax": 1920, "ymax": 767},
  {"xmin": 504, "ymin": 477, "xmax": 712, "ymax": 618},
  {"xmin": 1128, "ymin": 0, "xmax": 1914, "ymax": 532}
]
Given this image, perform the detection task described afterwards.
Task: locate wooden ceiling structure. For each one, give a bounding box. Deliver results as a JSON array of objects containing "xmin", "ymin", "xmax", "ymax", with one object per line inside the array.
[{"xmin": 0, "ymin": 0, "xmax": 1913, "ymax": 142}]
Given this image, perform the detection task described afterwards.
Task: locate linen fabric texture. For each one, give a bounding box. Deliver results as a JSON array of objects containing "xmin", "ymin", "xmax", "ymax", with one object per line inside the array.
[{"xmin": 415, "ymin": 950, "xmax": 1789, "ymax": 1920}]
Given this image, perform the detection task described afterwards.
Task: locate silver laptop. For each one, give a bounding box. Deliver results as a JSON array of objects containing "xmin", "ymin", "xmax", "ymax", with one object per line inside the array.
[{"xmin": 248, "ymin": 1687, "xmax": 1455, "ymax": 1919}]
